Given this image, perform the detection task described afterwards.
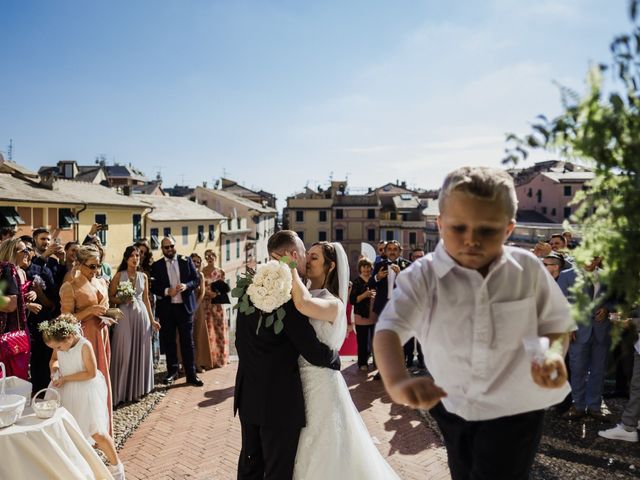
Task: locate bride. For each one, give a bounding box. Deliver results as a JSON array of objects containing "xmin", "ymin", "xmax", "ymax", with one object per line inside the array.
[{"xmin": 285, "ymin": 241, "xmax": 400, "ymax": 480}]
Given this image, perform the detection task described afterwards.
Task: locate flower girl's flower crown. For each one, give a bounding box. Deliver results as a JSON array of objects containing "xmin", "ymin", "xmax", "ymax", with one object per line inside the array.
[{"xmin": 38, "ymin": 314, "xmax": 81, "ymax": 338}]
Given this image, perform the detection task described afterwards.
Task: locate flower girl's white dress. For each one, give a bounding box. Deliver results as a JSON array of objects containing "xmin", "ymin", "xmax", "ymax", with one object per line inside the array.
[{"xmin": 52, "ymin": 336, "xmax": 110, "ymax": 444}]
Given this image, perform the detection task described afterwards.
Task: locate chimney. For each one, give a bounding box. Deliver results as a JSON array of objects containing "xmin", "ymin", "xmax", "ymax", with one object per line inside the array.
[
  {"xmin": 203, "ymin": 181, "xmax": 207, "ymax": 188},
  {"xmin": 40, "ymin": 173, "xmax": 55, "ymax": 190},
  {"xmin": 122, "ymin": 185, "xmax": 131, "ymax": 196}
]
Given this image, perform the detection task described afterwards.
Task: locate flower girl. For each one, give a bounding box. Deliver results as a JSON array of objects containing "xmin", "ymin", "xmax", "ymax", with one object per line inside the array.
[{"xmin": 39, "ymin": 314, "xmax": 125, "ymax": 480}]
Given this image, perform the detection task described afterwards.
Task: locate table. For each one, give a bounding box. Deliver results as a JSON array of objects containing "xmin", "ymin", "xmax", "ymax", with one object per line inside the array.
[{"xmin": 0, "ymin": 407, "xmax": 113, "ymax": 479}]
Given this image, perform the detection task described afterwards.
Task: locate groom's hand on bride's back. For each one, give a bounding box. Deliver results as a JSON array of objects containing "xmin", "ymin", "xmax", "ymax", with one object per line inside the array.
[
  {"xmin": 329, "ymin": 350, "xmax": 341, "ymax": 370},
  {"xmin": 388, "ymin": 377, "xmax": 447, "ymax": 410}
]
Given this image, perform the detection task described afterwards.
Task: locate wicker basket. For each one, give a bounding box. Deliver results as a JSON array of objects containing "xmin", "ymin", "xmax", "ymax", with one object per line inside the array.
[
  {"xmin": 0, "ymin": 362, "xmax": 26, "ymax": 428},
  {"xmin": 32, "ymin": 388, "xmax": 60, "ymax": 419}
]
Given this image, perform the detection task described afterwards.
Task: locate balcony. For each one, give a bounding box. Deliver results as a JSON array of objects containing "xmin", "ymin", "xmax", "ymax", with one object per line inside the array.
[{"xmin": 379, "ymin": 219, "xmax": 426, "ymax": 229}]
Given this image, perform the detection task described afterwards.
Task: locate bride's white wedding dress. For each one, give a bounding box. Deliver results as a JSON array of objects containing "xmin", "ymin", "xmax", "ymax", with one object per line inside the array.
[{"xmin": 293, "ymin": 288, "xmax": 400, "ymax": 480}]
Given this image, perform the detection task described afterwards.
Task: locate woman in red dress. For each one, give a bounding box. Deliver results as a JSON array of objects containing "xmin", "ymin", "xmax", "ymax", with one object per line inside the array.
[{"xmin": 202, "ymin": 250, "xmax": 228, "ymax": 367}]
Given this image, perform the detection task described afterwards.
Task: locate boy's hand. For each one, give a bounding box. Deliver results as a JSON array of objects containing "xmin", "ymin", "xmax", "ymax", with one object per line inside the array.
[
  {"xmin": 531, "ymin": 352, "xmax": 567, "ymax": 388},
  {"xmin": 388, "ymin": 377, "xmax": 447, "ymax": 410}
]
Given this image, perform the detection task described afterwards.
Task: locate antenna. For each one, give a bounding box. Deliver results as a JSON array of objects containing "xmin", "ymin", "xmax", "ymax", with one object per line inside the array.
[
  {"xmin": 7, "ymin": 139, "xmax": 13, "ymax": 161},
  {"xmin": 222, "ymin": 168, "xmax": 228, "ymax": 178}
]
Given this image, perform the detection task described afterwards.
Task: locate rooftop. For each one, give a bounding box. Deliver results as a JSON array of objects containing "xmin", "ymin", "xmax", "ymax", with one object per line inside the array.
[{"xmin": 133, "ymin": 194, "xmax": 225, "ymax": 221}]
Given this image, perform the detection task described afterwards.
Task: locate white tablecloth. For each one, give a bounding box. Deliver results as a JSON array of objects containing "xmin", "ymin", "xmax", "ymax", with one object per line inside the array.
[{"xmin": 0, "ymin": 407, "xmax": 113, "ymax": 479}]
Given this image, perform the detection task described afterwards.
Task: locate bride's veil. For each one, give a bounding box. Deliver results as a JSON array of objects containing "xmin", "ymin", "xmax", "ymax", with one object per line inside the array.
[{"xmin": 329, "ymin": 242, "xmax": 349, "ymax": 347}]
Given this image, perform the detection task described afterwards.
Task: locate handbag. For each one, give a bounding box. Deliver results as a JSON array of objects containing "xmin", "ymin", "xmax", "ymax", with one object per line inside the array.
[{"xmin": 0, "ymin": 262, "xmax": 30, "ymax": 380}]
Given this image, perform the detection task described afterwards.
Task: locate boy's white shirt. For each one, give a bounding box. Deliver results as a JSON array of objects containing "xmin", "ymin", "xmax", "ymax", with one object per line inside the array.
[{"xmin": 376, "ymin": 240, "xmax": 575, "ymax": 421}]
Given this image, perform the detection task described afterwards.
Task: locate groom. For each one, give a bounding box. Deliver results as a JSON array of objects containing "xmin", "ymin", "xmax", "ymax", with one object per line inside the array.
[{"xmin": 234, "ymin": 230, "xmax": 341, "ymax": 479}]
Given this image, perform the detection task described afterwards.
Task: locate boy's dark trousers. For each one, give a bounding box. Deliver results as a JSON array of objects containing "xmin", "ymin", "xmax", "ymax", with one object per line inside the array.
[
  {"xmin": 356, "ymin": 324, "xmax": 375, "ymax": 367},
  {"xmin": 430, "ymin": 402, "xmax": 545, "ymax": 480}
]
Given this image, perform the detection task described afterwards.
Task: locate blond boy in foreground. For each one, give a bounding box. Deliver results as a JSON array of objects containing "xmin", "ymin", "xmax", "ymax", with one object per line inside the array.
[{"xmin": 374, "ymin": 166, "xmax": 573, "ymax": 480}]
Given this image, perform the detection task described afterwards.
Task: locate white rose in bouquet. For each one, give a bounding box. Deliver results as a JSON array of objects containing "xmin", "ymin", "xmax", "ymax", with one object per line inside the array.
[{"xmin": 232, "ymin": 257, "xmax": 296, "ymax": 334}]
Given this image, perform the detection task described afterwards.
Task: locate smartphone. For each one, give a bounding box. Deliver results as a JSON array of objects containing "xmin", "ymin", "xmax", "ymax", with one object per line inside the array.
[{"xmin": 100, "ymin": 224, "xmax": 109, "ymax": 231}]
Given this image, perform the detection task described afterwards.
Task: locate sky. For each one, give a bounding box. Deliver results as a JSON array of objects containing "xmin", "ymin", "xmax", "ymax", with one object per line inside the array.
[{"xmin": 0, "ymin": 0, "xmax": 632, "ymax": 208}]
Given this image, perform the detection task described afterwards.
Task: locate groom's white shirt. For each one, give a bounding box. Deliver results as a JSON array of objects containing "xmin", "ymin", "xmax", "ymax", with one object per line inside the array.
[{"xmin": 376, "ymin": 241, "xmax": 574, "ymax": 422}]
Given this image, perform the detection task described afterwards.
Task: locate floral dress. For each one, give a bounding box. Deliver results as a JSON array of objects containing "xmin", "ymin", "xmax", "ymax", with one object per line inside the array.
[{"xmin": 204, "ymin": 267, "xmax": 228, "ymax": 367}]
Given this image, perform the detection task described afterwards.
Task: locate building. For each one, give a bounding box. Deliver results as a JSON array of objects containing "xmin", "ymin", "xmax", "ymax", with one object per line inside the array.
[
  {"xmin": 132, "ymin": 194, "xmax": 225, "ymax": 262},
  {"xmin": 192, "ymin": 187, "xmax": 277, "ymax": 268},
  {"xmin": 512, "ymin": 161, "xmax": 594, "ymax": 223},
  {"xmin": 220, "ymin": 178, "xmax": 277, "ymax": 209},
  {"xmin": 38, "ymin": 159, "xmax": 150, "ymax": 187},
  {"xmin": 285, "ymin": 180, "xmax": 428, "ymax": 271}
]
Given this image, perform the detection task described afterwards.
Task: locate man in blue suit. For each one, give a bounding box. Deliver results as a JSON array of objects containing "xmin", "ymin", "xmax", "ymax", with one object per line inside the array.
[
  {"xmin": 151, "ymin": 237, "xmax": 203, "ymax": 386},
  {"xmin": 558, "ymin": 257, "xmax": 615, "ymax": 418}
]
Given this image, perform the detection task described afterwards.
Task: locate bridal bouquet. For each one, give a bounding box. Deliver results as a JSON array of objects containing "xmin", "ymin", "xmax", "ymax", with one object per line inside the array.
[
  {"xmin": 232, "ymin": 257, "xmax": 296, "ymax": 334},
  {"xmin": 116, "ymin": 280, "xmax": 135, "ymax": 303}
]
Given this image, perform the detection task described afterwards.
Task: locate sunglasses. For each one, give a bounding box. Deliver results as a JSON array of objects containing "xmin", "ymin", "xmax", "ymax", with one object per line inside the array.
[
  {"xmin": 18, "ymin": 248, "xmax": 31, "ymax": 255},
  {"xmin": 84, "ymin": 263, "xmax": 101, "ymax": 270},
  {"xmin": 543, "ymin": 262, "xmax": 559, "ymax": 267},
  {"xmin": 162, "ymin": 245, "xmax": 175, "ymax": 250}
]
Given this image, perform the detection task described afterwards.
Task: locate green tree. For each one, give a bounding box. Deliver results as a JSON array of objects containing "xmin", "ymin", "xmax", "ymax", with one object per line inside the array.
[{"xmin": 504, "ymin": 0, "xmax": 640, "ymax": 325}]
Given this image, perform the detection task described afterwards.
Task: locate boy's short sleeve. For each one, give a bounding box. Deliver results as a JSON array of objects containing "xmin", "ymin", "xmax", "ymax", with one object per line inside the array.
[
  {"xmin": 534, "ymin": 260, "xmax": 575, "ymax": 335},
  {"xmin": 376, "ymin": 261, "xmax": 429, "ymax": 345}
]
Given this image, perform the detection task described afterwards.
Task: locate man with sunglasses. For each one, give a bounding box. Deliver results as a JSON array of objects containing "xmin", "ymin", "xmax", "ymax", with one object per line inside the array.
[{"xmin": 150, "ymin": 237, "xmax": 203, "ymax": 386}]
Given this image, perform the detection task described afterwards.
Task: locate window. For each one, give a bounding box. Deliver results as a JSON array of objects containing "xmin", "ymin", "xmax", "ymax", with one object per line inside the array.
[
  {"xmin": 226, "ymin": 239, "xmax": 231, "ymax": 261},
  {"xmin": 95, "ymin": 214, "xmax": 107, "ymax": 245},
  {"xmin": 335, "ymin": 209, "xmax": 344, "ymax": 220},
  {"xmin": 182, "ymin": 226, "xmax": 189, "ymax": 245},
  {"xmin": 564, "ymin": 207, "xmax": 572, "ymax": 219},
  {"xmin": 318, "ymin": 231, "xmax": 327, "ymax": 242},
  {"xmin": 227, "ymin": 218, "xmax": 233, "ymax": 230},
  {"xmin": 163, "ymin": 227, "xmax": 172, "ymax": 239},
  {"xmin": 150, "ymin": 228, "xmax": 159, "ymax": 250},
  {"xmin": 401, "ymin": 213, "xmax": 408, "ymax": 222},
  {"xmin": 335, "ymin": 228, "xmax": 344, "ymax": 241},
  {"xmin": 390, "ymin": 212, "xmax": 397, "ymax": 220},
  {"xmin": 236, "ymin": 238, "xmax": 241, "ymax": 258},
  {"xmin": 132, "ymin": 214, "xmax": 142, "ymax": 241},
  {"xmin": 367, "ymin": 209, "xmax": 375, "ymax": 219},
  {"xmin": 208, "ymin": 224, "xmax": 215, "ymax": 241},
  {"xmin": 297, "ymin": 231, "xmax": 304, "ymax": 242},
  {"xmin": 386, "ymin": 230, "xmax": 394, "ymax": 241},
  {"xmin": 527, "ymin": 188, "xmax": 532, "ymax": 198},
  {"xmin": 564, "ymin": 185, "xmax": 572, "ymax": 196},
  {"xmin": 319, "ymin": 210, "xmax": 327, "ymax": 222},
  {"xmin": 536, "ymin": 190, "xmax": 542, "ymax": 203},
  {"xmin": 367, "ymin": 228, "xmax": 376, "ymax": 241},
  {"xmin": 551, "ymin": 208, "xmax": 557, "ymax": 216},
  {"xmin": 237, "ymin": 218, "xmax": 241, "ymax": 230},
  {"xmin": 296, "ymin": 210, "xmax": 304, "ymax": 222},
  {"xmin": 198, "ymin": 225, "xmax": 205, "ymax": 243},
  {"xmin": 542, "ymin": 207, "xmax": 547, "ymax": 214},
  {"xmin": 409, "ymin": 232, "xmax": 417, "ymax": 245},
  {"xmin": 58, "ymin": 209, "xmax": 78, "ymax": 229}
]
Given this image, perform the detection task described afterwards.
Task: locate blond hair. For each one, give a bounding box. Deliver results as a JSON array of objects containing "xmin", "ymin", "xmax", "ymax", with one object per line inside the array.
[
  {"xmin": 0, "ymin": 237, "xmax": 23, "ymax": 264},
  {"xmin": 76, "ymin": 245, "xmax": 101, "ymax": 265},
  {"xmin": 438, "ymin": 166, "xmax": 518, "ymax": 220}
]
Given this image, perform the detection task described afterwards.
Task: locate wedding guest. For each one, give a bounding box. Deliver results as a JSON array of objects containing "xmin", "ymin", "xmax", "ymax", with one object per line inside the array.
[
  {"xmin": 0, "ymin": 227, "xmax": 15, "ymax": 241},
  {"xmin": 150, "ymin": 237, "xmax": 202, "ymax": 386},
  {"xmin": 562, "ymin": 256, "xmax": 616, "ymax": 419},
  {"xmin": 32, "ymin": 228, "xmax": 67, "ymax": 288},
  {"xmin": 350, "ymin": 257, "xmax": 376, "ymax": 370},
  {"xmin": 599, "ymin": 311, "xmax": 640, "ymax": 442},
  {"xmin": 62, "ymin": 241, "xmax": 80, "ymax": 283},
  {"xmin": 202, "ymin": 249, "xmax": 229, "ymax": 367},
  {"xmin": 134, "ymin": 239, "xmax": 159, "ymax": 367},
  {"xmin": 83, "ymin": 235, "xmax": 112, "ymax": 282},
  {"xmin": 0, "ymin": 238, "xmax": 34, "ymax": 379},
  {"xmin": 188, "ymin": 253, "xmax": 211, "ymax": 372},
  {"xmin": 375, "ymin": 166, "xmax": 573, "ymax": 480},
  {"xmin": 19, "ymin": 235, "xmax": 57, "ymax": 392},
  {"xmin": 109, "ymin": 246, "xmax": 158, "ymax": 406},
  {"xmin": 374, "ymin": 240, "xmax": 387, "ymax": 264},
  {"xmin": 59, "ymin": 245, "xmax": 114, "ymax": 432},
  {"xmin": 41, "ymin": 316, "xmax": 125, "ymax": 480},
  {"xmin": 339, "ymin": 281, "xmax": 358, "ymax": 356},
  {"xmin": 549, "ymin": 233, "xmax": 575, "ymax": 267},
  {"xmin": 410, "ymin": 248, "xmax": 425, "ymax": 261}
]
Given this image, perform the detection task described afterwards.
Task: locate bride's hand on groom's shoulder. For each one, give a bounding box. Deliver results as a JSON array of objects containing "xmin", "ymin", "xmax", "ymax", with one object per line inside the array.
[{"xmin": 388, "ymin": 377, "xmax": 447, "ymax": 410}]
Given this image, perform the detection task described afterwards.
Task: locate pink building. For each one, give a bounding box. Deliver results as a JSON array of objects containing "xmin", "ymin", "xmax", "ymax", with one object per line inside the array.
[{"xmin": 515, "ymin": 167, "xmax": 594, "ymax": 223}]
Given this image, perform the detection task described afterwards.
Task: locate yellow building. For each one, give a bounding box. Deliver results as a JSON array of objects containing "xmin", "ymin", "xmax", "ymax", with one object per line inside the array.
[
  {"xmin": 132, "ymin": 194, "xmax": 225, "ymax": 263},
  {"xmin": 51, "ymin": 180, "xmax": 150, "ymax": 266}
]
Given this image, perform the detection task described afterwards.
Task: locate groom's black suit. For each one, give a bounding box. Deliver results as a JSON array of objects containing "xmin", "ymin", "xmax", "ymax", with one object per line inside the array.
[{"xmin": 234, "ymin": 299, "xmax": 340, "ymax": 480}]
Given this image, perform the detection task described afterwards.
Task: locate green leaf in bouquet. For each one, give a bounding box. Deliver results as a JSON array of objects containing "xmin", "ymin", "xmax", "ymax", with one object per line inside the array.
[
  {"xmin": 276, "ymin": 307, "xmax": 285, "ymax": 322},
  {"xmin": 274, "ymin": 318, "xmax": 284, "ymax": 335},
  {"xmin": 255, "ymin": 315, "xmax": 263, "ymax": 335},
  {"xmin": 231, "ymin": 286, "xmax": 245, "ymax": 298},
  {"xmin": 265, "ymin": 314, "xmax": 274, "ymax": 328},
  {"xmin": 246, "ymin": 305, "xmax": 255, "ymax": 315}
]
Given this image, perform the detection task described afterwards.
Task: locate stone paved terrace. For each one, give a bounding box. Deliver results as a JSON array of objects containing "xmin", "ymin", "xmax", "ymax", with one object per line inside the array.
[{"xmin": 119, "ymin": 359, "xmax": 450, "ymax": 479}]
